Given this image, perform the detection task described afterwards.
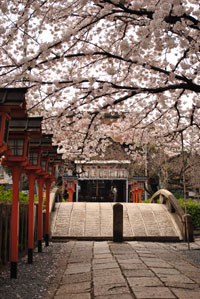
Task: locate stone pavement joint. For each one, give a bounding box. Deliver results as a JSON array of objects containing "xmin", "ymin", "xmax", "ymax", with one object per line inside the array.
[{"xmin": 43, "ymin": 240, "xmax": 200, "ymax": 299}]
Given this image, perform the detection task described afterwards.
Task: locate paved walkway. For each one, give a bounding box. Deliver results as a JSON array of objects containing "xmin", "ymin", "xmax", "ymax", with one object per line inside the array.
[
  {"xmin": 51, "ymin": 203, "xmax": 182, "ymax": 241},
  {"xmin": 43, "ymin": 240, "xmax": 200, "ymax": 299}
]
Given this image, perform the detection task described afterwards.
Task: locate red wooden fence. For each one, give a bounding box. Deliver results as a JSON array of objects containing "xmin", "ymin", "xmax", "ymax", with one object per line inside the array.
[{"xmin": 0, "ymin": 202, "xmax": 38, "ymax": 266}]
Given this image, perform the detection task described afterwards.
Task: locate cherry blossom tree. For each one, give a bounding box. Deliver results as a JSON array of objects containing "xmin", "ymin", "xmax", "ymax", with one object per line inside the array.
[{"xmin": 0, "ymin": 0, "xmax": 199, "ymax": 159}]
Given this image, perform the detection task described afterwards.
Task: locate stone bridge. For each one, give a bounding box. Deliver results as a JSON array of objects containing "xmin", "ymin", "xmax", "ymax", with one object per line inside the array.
[{"xmin": 50, "ymin": 189, "xmax": 193, "ymax": 242}]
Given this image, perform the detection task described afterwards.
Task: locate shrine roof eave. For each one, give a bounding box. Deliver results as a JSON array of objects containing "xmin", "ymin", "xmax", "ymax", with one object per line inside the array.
[{"xmin": 0, "ymin": 87, "xmax": 28, "ymax": 106}]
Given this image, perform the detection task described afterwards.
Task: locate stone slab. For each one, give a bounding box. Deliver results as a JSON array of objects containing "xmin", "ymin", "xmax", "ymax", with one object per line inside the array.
[
  {"xmin": 93, "ymin": 268, "xmax": 122, "ymax": 277},
  {"xmin": 93, "ymin": 257, "xmax": 115, "ymax": 264},
  {"xmin": 64, "ymin": 264, "xmax": 91, "ymax": 275},
  {"xmin": 159, "ymin": 274, "xmax": 195, "ymax": 284},
  {"xmin": 61, "ymin": 272, "xmax": 92, "ymax": 284},
  {"xmin": 94, "ymin": 283, "xmax": 130, "ymax": 297},
  {"xmin": 93, "ymin": 254, "xmax": 113, "ymax": 259},
  {"xmin": 95, "ymin": 295, "xmax": 133, "ymax": 299},
  {"xmin": 121, "ymin": 263, "xmax": 148, "ymax": 270},
  {"xmin": 143, "ymin": 261, "xmax": 172, "ymax": 268},
  {"xmin": 55, "ymin": 293, "xmax": 91, "ymax": 299},
  {"xmin": 131, "ymin": 286, "xmax": 176, "ymax": 298},
  {"xmin": 171, "ymin": 287, "xmax": 200, "ymax": 299},
  {"xmin": 93, "ymin": 262, "xmax": 118, "ymax": 270},
  {"xmin": 56, "ymin": 282, "xmax": 91, "ymax": 296},
  {"xmin": 127, "ymin": 276, "xmax": 163, "ymax": 287},
  {"xmin": 151, "ymin": 267, "xmax": 181, "ymax": 275},
  {"xmin": 118, "ymin": 258, "xmax": 143, "ymax": 264},
  {"xmin": 123, "ymin": 269, "xmax": 155, "ymax": 277},
  {"xmin": 93, "ymin": 275, "xmax": 126, "ymax": 285}
]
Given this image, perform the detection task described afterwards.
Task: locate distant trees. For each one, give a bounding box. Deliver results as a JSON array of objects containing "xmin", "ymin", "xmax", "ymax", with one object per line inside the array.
[{"xmin": 139, "ymin": 138, "xmax": 200, "ymax": 198}]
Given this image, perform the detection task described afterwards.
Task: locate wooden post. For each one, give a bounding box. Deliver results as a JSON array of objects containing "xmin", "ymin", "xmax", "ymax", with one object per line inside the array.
[
  {"xmin": 0, "ymin": 203, "xmax": 2, "ymax": 265},
  {"xmin": 68, "ymin": 190, "xmax": 73, "ymax": 202},
  {"xmin": 113, "ymin": 203, "xmax": 123, "ymax": 242},
  {"xmin": 133, "ymin": 190, "xmax": 135, "ymax": 203},
  {"xmin": 38, "ymin": 177, "xmax": 44, "ymax": 252},
  {"xmin": 135, "ymin": 190, "xmax": 138, "ymax": 203},
  {"xmin": 28, "ymin": 173, "xmax": 35, "ymax": 264},
  {"xmin": 10, "ymin": 166, "xmax": 21, "ymax": 279},
  {"xmin": 139, "ymin": 190, "xmax": 142, "ymax": 203},
  {"xmin": 45, "ymin": 180, "xmax": 51, "ymax": 246},
  {"xmin": 66, "ymin": 181, "xmax": 75, "ymax": 202}
]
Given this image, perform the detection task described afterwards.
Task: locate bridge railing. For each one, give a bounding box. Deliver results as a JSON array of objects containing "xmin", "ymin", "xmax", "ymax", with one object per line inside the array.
[
  {"xmin": 49, "ymin": 187, "xmax": 62, "ymax": 212},
  {"xmin": 151, "ymin": 189, "xmax": 193, "ymax": 241}
]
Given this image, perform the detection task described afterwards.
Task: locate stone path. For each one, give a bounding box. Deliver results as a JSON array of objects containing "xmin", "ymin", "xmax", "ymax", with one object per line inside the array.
[
  {"xmin": 51, "ymin": 202, "xmax": 182, "ymax": 241},
  {"xmin": 43, "ymin": 240, "xmax": 200, "ymax": 299}
]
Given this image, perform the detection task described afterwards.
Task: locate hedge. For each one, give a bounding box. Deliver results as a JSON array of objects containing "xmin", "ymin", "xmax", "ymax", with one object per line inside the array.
[
  {"xmin": 0, "ymin": 185, "xmax": 40, "ymax": 204},
  {"xmin": 177, "ymin": 198, "xmax": 200, "ymax": 230}
]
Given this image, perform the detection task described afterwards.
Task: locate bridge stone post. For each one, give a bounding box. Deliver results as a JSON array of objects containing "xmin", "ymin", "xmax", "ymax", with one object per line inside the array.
[
  {"xmin": 159, "ymin": 194, "xmax": 164, "ymax": 204},
  {"xmin": 182, "ymin": 214, "xmax": 194, "ymax": 242},
  {"xmin": 113, "ymin": 203, "xmax": 123, "ymax": 242}
]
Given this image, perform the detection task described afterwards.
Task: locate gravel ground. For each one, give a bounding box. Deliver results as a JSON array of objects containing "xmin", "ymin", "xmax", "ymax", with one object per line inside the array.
[
  {"xmin": 0, "ymin": 242, "xmax": 70, "ymax": 299},
  {"xmin": 181, "ymin": 248, "xmax": 200, "ymax": 264},
  {"xmin": 1, "ymin": 240, "xmax": 200, "ymax": 299},
  {"xmin": 169, "ymin": 237, "xmax": 200, "ymax": 265}
]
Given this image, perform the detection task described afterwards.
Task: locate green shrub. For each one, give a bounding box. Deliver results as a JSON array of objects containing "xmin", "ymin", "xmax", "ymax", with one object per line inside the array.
[
  {"xmin": 172, "ymin": 191, "xmax": 184, "ymax": 199},
  {"xmin": 143, "ymin": 198, "xmax": 159, "ymax": 203},
  {"xmin": 0, "ymin": 185, "xmax": 12, "ymax": 202},
  {"xmin": 177, "ymin": 198, "xmax": 200, "ymax": 229},
  {"xmin": 19, "ymin": 191, "xmax": 29, "ymax": 202},
  {"xmin": 143, "ymin": 198, "xmax": 151, "ymax": 203},
  {"xmin": 0, "ymin": 185, "xmax": 38, "ymax": 203}
]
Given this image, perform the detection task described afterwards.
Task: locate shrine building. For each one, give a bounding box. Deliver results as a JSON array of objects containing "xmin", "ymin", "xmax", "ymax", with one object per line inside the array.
[{"xmin": 75, "ymin": 159, "xmax": 130, "ymax": 202}]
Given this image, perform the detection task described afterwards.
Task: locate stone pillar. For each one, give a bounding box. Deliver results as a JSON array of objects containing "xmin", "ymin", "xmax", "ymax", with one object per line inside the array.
[
  {"xmin": 182, "ymin": 214, "xmax": 194, "ymax": 242},
  {"xmin": 113, "ymin": 203, "xmax": 123, "ymax": 242}
]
